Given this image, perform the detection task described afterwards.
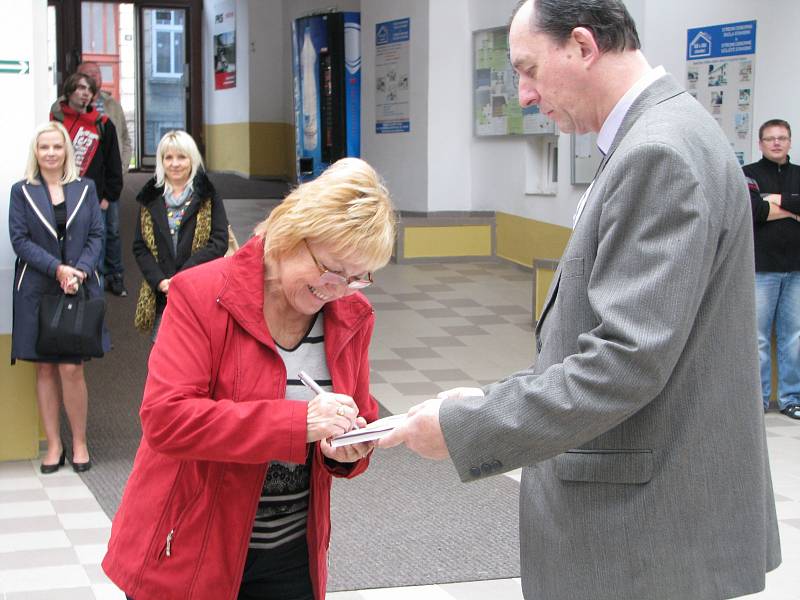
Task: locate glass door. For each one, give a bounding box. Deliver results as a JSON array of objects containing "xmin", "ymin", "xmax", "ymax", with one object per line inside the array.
[{"xmin": 139, "ymin": 7, "xmax": 188, "ymax": 167}]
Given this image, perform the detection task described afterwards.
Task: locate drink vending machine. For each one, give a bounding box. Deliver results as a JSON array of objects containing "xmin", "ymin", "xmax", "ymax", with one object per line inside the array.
[{"xmin": 292, "ymin": 12, "xmax": 361, "ymax": 182}]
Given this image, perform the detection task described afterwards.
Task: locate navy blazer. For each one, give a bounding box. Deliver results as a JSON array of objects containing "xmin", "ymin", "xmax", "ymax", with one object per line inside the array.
[{"xmin": 8, "ymin": 177, "xmax": 108, "ymax": 361}]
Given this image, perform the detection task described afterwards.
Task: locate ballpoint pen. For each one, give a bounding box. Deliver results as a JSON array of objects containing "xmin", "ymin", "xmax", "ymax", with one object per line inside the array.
[{"xmin": 298, "ymin": 370, "xmax": 359, "ymax": 431}]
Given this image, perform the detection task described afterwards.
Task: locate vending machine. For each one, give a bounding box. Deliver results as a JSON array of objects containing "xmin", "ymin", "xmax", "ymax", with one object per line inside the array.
[{"xmin": 292, "ymin": 12, "xmax": 361, "ymax": 181}]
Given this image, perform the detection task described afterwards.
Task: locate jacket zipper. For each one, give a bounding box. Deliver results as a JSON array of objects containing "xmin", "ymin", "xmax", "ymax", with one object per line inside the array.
[{"xmin": 16, "ymin": 263, "xmax": 27, "ymax": 291}]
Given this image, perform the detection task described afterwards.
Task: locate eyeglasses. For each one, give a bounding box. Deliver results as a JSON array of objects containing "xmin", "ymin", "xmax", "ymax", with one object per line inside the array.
[
  {"xmin": 761, "ymin": 136, "xmax": 790, "ymax": 144},
  {"xmin": 304, "ymin": 239, "xmax": 373, "ymax": 289}
]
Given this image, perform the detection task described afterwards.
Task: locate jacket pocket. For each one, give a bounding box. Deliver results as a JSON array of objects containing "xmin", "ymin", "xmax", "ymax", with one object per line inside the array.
[
  {"xmin": 554, "ymin": 449, "xmax": 653, "ymax": 484},
  {"xmin": 153, "ymin": 466, "xmax": 202, "ymax": 561},
  {"xmin": 561, "ymin": 257, "xmax": 584, "ymax": 279}
]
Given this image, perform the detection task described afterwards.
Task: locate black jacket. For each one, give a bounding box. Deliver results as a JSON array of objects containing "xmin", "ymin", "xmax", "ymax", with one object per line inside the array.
[
  {"xmin": 132, "ymin": 171, "xmax": 229, "ymax": 312},
  {"xmin": 51, "ymin": 102, "xmax": 123, "ymax": 203},
  {"xmin": 743, "ymin": 156, "xmax": 800, "ymax": 272}
]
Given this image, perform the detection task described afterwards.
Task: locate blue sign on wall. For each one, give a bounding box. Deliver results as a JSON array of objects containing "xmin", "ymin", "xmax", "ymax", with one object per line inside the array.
[{"xmin": 686, "ymin": 20, "xmax": 756, "ymax": 61}]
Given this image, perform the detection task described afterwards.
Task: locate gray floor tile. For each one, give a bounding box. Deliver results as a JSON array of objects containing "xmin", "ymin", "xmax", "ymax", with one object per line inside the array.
[
  {"xmin": 485, "ymin": 304, "xmax": 530, "ymax": 315},
  {"xmin": 435, "ymin": 276, "xmax": 472, "ymax": 284},
  {"xmin": 51, "ymin": 498, "xmax": 104, "ymax": 514},
  {"xmin": 0, "ymin": 515, "xmax": 62, "ymax": 534},
  {"xmin": 0, "ymin": 546, "xmax": 79, "ymax": 569},
  {"xmin": 0, "ymin": 488, "xmax": 49, "ymax": 503},
  {"xmin": 370, "ymin": 301, "xmax": 409, "ymax": 311},
  {"xmin": 6, "ymin": 588, "xmax": 96, "ymax": 600},
  {"xmin": 415, "ymin": 284, "xmax": 453, "ymax": 292},
  {"xmin": 418, "ymin": 308, "xmax": 458, "ymax": 318},
  {"xmin": 412, "ymin": 264, "xmax": 449, "ymax": 271},
  {"xmin": 465, "ymin": 315, "xmax": 509, "ymax": 326},
  {"xmin": 369, "ymin": 372, "xmax": 386, "ymax": 384},
  {"xmin": 446, "ymin": 298, "xmax": 481, "ymax": 307},
  {"xmin": 421, "ymin": 369, "xmax": 472, "ymax": 382},
  {"xmin": 370, "ymin": 358, "xmax": 413, "ymax": 371},
  {"xmin": 417, "ymin": 336, "xmax": 466, "ymax": 347},
  {"xmin": 441, "ymin": 325, "xmax": 489, "ymax": 337},
  {"xmin": 393, "ymin": 347, "xmax": 442, "ymax": 359},
  {"xmin": 391, "ymin": 382, "xmax": 444, "ymax": 395},
  {"xmin": 0, "ymin": 461, "xmax": 37, "ymax": 478},
  {"xmin": 393, "ymin": 293, "xmax": 432, "ymax": 301},
  {"xmin": 784, "ymin": 518, "xmax": 800, "ymax": 530},
  {"xmin": 65, "ymin": 528, "xmax": 112, "ymax": 546},
  {"xmin": 83, "ymin": 563, "xmax": 111, "ymax": 584}
]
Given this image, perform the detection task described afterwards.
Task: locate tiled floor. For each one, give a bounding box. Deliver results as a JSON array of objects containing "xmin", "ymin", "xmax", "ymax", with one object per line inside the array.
[{"xmin": 2, "ymin": 258, "xmax": 799, "ymax": 599}]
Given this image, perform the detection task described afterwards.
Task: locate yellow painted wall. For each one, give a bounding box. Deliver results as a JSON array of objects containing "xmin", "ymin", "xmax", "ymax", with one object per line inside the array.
[
  {"xmin": 535, "ymin": 266, "xmax": 556, "ymax": 321},
  {"xmin": 0, "ymin": 336, "xmax": 39, "ymax": 461},
  {"xmin": 495, "ymin": 212, "xmax": 571, "ymax": 268},
  {"xmin": 204, "ymin": 122, "xmax": 294, "ymax": 180},
  {"xmin": 249, "ymin": 122, "xmax": 294, "ymax": 179},
  {"xmin": 403, "ymin": 225, "xmax": 492, "ymax": 259}
]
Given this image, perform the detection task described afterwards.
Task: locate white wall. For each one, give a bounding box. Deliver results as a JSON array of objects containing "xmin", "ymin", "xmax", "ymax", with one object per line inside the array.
[
  {"xmin": 361, "ymin": 0, "xmax": 429, "ymax": 212},
  {"xmin": 641, "ymin": 0, "xmax": 800, "ymax": 161},
  {"xmin": 203, "ymin": 0, "xmax": 251, "ymax": 125},
  {"xmin": 249, "ymin": 0, "xmax": 285, "ymax": 123},
  {"xmin": 427, "ymin": 0, "xmax": 471, "ymax": 212},
  {"xmin": 0, "ymin": 0, "xmax": 48, "ymax": 333}
]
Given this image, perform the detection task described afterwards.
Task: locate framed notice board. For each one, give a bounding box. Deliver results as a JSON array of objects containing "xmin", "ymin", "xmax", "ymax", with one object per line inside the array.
[{"xmin": 473, "ymin": 26, "xmax": 555, "ymax": 136}]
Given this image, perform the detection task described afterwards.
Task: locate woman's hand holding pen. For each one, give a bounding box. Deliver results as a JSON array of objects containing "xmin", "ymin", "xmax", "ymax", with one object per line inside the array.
[{"xmin": 306, "ymin": 392, "xmax": 359, "ymax": 443}]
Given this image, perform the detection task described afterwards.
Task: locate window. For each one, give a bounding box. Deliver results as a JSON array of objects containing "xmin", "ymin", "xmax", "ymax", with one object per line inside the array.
[{"xmin": 151, "ymin": 10, "xmax": 184, "ymax": 78}]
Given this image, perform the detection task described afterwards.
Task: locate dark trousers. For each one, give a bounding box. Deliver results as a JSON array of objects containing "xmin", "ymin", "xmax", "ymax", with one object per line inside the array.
[{"xmin": 125, "ymin": 536, "xmax": 313, "ymax": 600}]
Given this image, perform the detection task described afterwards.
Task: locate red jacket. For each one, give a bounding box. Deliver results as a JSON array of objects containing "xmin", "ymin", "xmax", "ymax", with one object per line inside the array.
[{"xmin": 102, "ymin": 236, "xmax": 378, "ymax": 599}]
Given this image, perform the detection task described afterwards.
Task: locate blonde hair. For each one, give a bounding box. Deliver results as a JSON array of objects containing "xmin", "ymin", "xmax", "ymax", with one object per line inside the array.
[
  {"xmin": 255, "ymin": 158, "xmax": 396, "ymax": 272},
  {"xmin": 24, "ymin": 121, "xmax": 79, "ymax": 185},
  {"xmin": 154, "ymin": 130, "xmax": 204, "ymax": 195}
]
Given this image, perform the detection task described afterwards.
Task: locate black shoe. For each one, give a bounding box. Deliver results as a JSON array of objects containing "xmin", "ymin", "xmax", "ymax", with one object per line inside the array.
[
  {"xmin": 72, "ymin": 458, "xmax": 92, "ymax": 473},
  {"xmin": 109, "ymin": 274, "xmax": 128, "ymax": 297},
  {"xmin": 40, "ymin": 449, "xmax": 66, "ymax": 474},
  {"xmin": 781, "ymin": 404, "xmax": 800, "ymax": 420}
]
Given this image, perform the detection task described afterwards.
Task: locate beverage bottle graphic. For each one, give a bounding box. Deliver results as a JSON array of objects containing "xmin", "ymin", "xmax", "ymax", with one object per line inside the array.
[{"xmin": 300, "ymin": 28, "xmax": 319, "ymax": 151}]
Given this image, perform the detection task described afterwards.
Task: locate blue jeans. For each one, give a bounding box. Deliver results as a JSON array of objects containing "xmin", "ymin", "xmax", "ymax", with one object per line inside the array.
[
  {"xmin": 755, "ymin": 271, "xmax": 800, "ymax": 410},
  {"xmin": 101, "ymin": 201, "xmax": 123, "ymax": 277}
]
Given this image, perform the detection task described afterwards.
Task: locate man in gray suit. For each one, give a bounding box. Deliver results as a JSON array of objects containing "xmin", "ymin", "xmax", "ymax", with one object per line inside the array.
[{"xmin": 379, "ymin": 1, "xmax": 781, "ymax": 598}]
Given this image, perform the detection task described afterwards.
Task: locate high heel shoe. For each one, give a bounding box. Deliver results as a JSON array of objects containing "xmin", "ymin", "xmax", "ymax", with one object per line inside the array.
[
  {"xmin": 72, "ymin": 457, "xmax": 92, "ymax": 473},
  {"xmin": 40, "ymin": 449, "xmax": 66, "ymax": 474}
]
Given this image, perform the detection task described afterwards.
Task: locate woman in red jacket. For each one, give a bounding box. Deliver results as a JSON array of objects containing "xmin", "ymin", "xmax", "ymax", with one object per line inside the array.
[{"xmin": 102, "ymin": 157, "xmax": 396, "ymax": 600}]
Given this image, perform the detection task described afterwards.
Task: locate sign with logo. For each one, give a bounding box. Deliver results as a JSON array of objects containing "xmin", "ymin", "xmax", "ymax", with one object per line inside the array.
[
  {"xmin": 375, "ymin": 18, "xmax": 410, "ymax": 134},
  {"xmin": 686, "ymin": 20, "xmax": 757, "ymax": 165},
  {"xmin": 213, "ymin": 0, "xmax": 236, "ymax": 90}
]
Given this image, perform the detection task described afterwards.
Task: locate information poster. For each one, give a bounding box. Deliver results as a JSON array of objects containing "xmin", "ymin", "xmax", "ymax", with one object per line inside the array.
[
  {"xmin": 375, "ymin": 18, "xmax": 410, "ymax": 134},
  {"xmin": 213, "ymin": 0, "xmax": 236, "ymax": 90},
  {"xmin": 474, "ymin": 27, "xmax": 554, "ymax": 136},
  {"xmin": 686, "ymin": 20, "xmax": 756, "ymax": 165}
]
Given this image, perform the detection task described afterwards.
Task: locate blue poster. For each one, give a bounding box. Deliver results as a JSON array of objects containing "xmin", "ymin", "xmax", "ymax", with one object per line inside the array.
[
  {"xmin": 686, "ymin": 20, "xmax": 756, "ymax": 61},
  {"xmin": 375, "ymin": 18, "xmax": 410, "ymax": 134}
]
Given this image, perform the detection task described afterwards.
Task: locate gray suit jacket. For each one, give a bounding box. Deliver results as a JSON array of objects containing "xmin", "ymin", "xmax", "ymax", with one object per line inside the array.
[{"xmin": 440, "ymin": 74, "xmax": 781, "ymax": 600}]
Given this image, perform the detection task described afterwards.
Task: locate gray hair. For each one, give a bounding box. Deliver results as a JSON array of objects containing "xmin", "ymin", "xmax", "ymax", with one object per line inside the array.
[{"xmin": 519, "ymin": 0, "xmax": 640, "ymax": 53}]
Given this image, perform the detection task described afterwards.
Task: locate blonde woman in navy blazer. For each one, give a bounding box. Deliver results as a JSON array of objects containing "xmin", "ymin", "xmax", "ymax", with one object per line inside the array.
[{"xmin": 9, "ymin": 121, "xmax": 107, "ymax": 474}]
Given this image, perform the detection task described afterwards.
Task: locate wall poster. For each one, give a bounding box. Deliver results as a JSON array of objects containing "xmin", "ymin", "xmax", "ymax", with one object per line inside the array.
[
  {"xmin": 473, "ymin": 26, "xmax": 554, "ymax": 136},
  {"xmin": 686, "ymin": 20, "xmax": 756, "ymax": 165},
  {"xmin": 213, "ymin": 0, "xmax": 236, "ymax": 90},
  {"xmin": 375, "ymin": 18, "xmax": 410, "ymax": 134}
]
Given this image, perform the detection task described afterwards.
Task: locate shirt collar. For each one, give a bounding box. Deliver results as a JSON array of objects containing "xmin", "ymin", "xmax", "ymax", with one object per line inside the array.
[{"xmin": 597, "ymin": 65, "xmax": 666, "ymax": 155}]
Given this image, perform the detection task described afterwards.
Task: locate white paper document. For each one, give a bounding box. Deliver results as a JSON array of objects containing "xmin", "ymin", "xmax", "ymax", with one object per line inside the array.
[{"xmin": 330, "ymin": 413, "xmax": 407, "ymax": 447}]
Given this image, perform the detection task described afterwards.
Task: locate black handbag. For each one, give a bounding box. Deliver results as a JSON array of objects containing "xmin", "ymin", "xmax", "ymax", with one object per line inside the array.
[{"xmin": 36, "ymin": 285, "xmax": 106, "ymax": 358}]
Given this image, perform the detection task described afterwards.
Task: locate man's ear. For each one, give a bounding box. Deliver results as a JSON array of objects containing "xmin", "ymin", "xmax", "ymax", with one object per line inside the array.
[{"xmin": 571, "ymin": 26, "xmax": 601, "ymax": 65}]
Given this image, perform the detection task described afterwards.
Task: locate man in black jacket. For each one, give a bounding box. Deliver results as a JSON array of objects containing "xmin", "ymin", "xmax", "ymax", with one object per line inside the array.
[
  {"xmin": 743, "ymin": 118, "xmax": 800, "ymax": 420},
  {"xmin": 51, "ymin": 72, "xmax": 124, "ymax": 295}
]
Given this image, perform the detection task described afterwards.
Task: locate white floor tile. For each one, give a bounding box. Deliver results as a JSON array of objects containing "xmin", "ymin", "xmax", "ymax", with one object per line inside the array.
[
  {"xmin": 73, "ymin": 543, "xmax": 108, "ymax": 565},
  {"xmin": 57, "ymin": 512, "xmax": 112, "ymax": 530},
  {"xmin": 0, "ymin": 477, "xmax": 42, "ymax": 492},
  {"xmin": 45, "ymin": 486, "xmax": 95, "ymax": 501},
  {"xmin": 0, "ymin": 500, "xmax": 55, "ymax": 520},
  {"xmin": 0, "ymin": 530, "xmax": 71, "ymax": 553},
  {"xmin": 91, "ymin": 583, "xmax": 128, "ymax": 600},
  {"xmin": 0, "ymin": 564, "xmax": 89, "ymax": 592}
]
